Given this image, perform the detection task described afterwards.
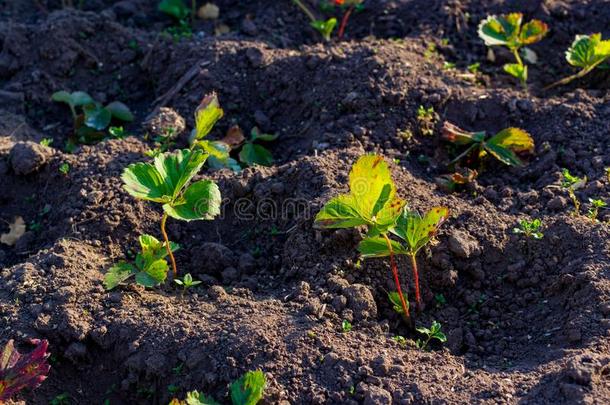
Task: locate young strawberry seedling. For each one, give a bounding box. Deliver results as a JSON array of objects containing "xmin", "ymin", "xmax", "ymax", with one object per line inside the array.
[
  {"xmin": 52, "ymin": 91, "xmax": 134, "ymax": 145},
  {"xmin": 513, "ymin": 218, "xmax": 544, "ymax": 240},
  {"xmin": 238, "ymin": 127, "xmax": 278, "ymax": 167},
  {"xmin": 341, "ymin": 320, "xmax": 352, "ymax": 333},
  {"xmin": 359, "ymin": 206, "xmax": 449, "ymax": 311},
  {"xmin": 478, "ymin": 13, "xmax": 549, "ymax": 88},
  {"xmin": 545, "ymin": 34, "xmax": 610, "ymax": 90},
  {"xmin": 442, "ymin": 121, "xmax": 535, "ymax": 167},
  {"xmin": 104, "ymin": 234, "xmax": 179, "ymax": 290},
  {"xmin": 415, "ymin": 321, "xmax": 447, "ymax": 350},
  {"xmin": 587, "ymin": 198, "xmax": 607, "ymax": 221},
  {"xmin": 0, "ymin": 339, "xmax": 50, "ymax": 402},
  {"xmin": 173, "ymin": 370, "xmax": 266, "ymax": 405},
  {"xmin": 561, "ymin": 169, "xmax": 587, "ymax": 215},
  {"xmin": 314, "ymin": 155, "xmax": 409, "ymax": 320},
  {"xmin": 174, "ymin": 273, "xmax": 202, "ymax": 293},
  {"xmin": 121, "ymin": 149, "xmax": 221, "ymax": 278},
  {"xmin": 291, "ymin": 0, "xmax": 337, "ymax": 41}
]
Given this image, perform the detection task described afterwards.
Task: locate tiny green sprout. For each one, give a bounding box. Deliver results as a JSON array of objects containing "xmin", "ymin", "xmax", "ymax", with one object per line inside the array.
[
  {"xmin": 104, "ymin": 234, "xmax": 180, "ymax": 290},
  {"xmin": 587, "ymin": 198, "xmax": 607, "ymax": 221},
  {"xmin": 109, "ymin": 126, "xmax": 128, "ymax": 139},
  {"xmin": 238, "ymin": 127, "xmax": 278, "ymax": 167},
  {"xmin": 392, "ymin": 335, "xmax": 407, "ymax": 347},
  {"xmin": 434, "ymin": 293, "xmax": 446, "ymax": 307},
  {"xmin": 40, "ymin": 138, "xmax": 53, "ymax": 147},
  {"xmin": 415, "ymin": 321, "xmax": 447, "ymax": 350},
  {"xmin": 513, "ymin": 218, "xmax": 544, "ymax": 240},
  {"xmin": 52, "ymin": 90, "xmax": 134, "ymax": 144},
  {"xmin": 230, "ymin": 370, "xmax": 266, "ymax": 405},
  {"xmin": 442, "ymin": 121, "xmax": 535, "ymax": 167},
  {"xmin": 174, "ymin": 273, "xmax": 202, "ymax": 292},
  {"xmin": 467, "ymin": 62, "xmax": 481, "ymax": 74},
  {"xmin": 59, "ymin": 162, "xmax": 70, "ymax": 175},
  {"xmin": 424, "ymin": 42, "xmax": 438, "ymax": 60},
  {"xmin": 341, "ymin": 319, "xmax": 352, "ymax": 333},
  {"xmin": 442, "ymin": 61, "xmax": 456, "ymax": 70},
  {"xmin": 387, "ymin": 291, "xmax": 409, "ymax": 317},
  {"xmin": 416, "ymin": 105, "xmax": 437, "ymax": 136},
  {"xmin": 348, "ymin": 385, "xmax": 355, "ymax": 396},
  {"xmin": 314, "ymin": 155, "xmax": 409, "ymax": 321},
  {"xmin": 478, "ymin": 13, "xmax": 549, "ymax": 88},
  {"xmin": 121, "ymin": 149, "xmax": 221, "ymax": 278},
  {"xmin": 561, "ymin": 169, "xmax": 587, "ymax": 215},
  {"xmin": 360, "ymin": 206, "xmax": 449, "ymax": 311},
  {"xmin": 50, "ymin": 393, "xmax": 71, "ymax": 405},
  {"xmin": 545, "ymin": 33, "xmax": 610, "ymax": 90}
]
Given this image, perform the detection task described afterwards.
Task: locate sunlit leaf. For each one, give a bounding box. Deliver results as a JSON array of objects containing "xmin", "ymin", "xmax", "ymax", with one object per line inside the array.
[
  {"xmin": 503, "ymin": 63, "xmax": 527, "ymax": 82},
  {"xmin": 194, "ymin": 92, "xmax": 224, "ymax": 141},
  {"xmin": 239, "ymin": 143, "xmax": 274, "ymax": 167},
  {"xmin": 163, "ymin": 180, "xmax": 222, "ymax": 221},
  {"xmin": 104, "ymin": 262, "xmax": 137, "ymax": 290},
  {"xmin": 566, "ymin": 33, "xmax": 610, "ymax": 68},
  {"xmin": 477, "ymin": 13, "xmax": 523, "ymax": 48},
  {"xmin": 135, "ymin": 259, "xmax": 168, "ymax": 287},
  {"xmin": 391, "ymin": 207, "xmax": 449, "ymax": 254},
  {"xmin": 230, "ymin": 370, "xmax": 266, "ymax": 405},
  {"xmin": 358, "ymin": 236, "xmax": 409, "ymax": 258},
  {"xmin": 519, "ymin": 20, "xmax": 549, "ymax": 45},
  {"xmin": 484, "ymin": 127, "xmax": 534, "ymax": 166}
]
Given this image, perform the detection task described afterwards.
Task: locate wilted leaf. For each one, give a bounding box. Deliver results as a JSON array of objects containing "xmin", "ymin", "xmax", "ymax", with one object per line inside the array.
[
  {"xmin": 194, "ymin": 93, "xmax": 224, "ymax": 141},
  {"xmin": 230, "ymin": 370, "xmax": 266, "ymax": 405},
  {"xmin": 519, "ymin": 20, "xmax": 549, "ymax": 45},
  {"xmin": 1, "ymin": 216, "xmax": 26, "ymax": 246},
  {"xmin": 221, "ymin": 125, "xmax": 246, "ymax": 147},
  {"xmin": 441, "ymin": 121, "xmax": 485, "ymax": 145}
]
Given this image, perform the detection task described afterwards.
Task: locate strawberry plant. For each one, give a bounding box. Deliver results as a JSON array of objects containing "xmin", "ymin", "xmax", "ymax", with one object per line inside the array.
[
  {"xmin": 174, "ymin": 273, "xmax": 202, "ymax": 293},
  {"xmin": 104, "ymin": 234, "xmax": 179, "ymax": 290},
  {"xmin": 416, "ymin": 105, "xmax": 438, "ymax": 136},
  {"xmin": 442, "ymin": 121, "xmax": 534, "ymax": 167},
  {"xmin": 52, "ymin": 90, "xmax": 133, "ymax": 145},
  {"xmin": 545, "ymin": 34, "xmax": 610, "ymax": 90},
  {"xmin": 121, "ymin": 149, "xmax": 221, "ymax": 278},
  {"xmin": 359, "ymin": 206, "xmax": 449, "ymax": 311},
  {"xmin": 172, "ymin": 370, "xmax": 266, "ymax": 405},
  {"xmin": 238, "ymin": 127, "xmax": 278, "ymax": 167},
  {"xmin": 0, "ymin": 339, "xmax": 50, "ymax": 401},
  {"xmin": 561, "ymin": 169, "xmax": 587, "ymax": 215},
  {"xmin": 478, "ymin": 13, "xmax": 549, "ymax": 88},
  {"xmin": 415, "ymin": 321, "xmax": 447, "ymax": 350},
  {"xmin": 333, "ymin": 0, "xmax": 365, "ymax": 39},
  {"xmin": 314, "ymin": 155, "xmax": 409, "ymax": 319},
  {"xmin": 291, "ymin": 0, "xmax": 337, "ymax": 41},
  {"xmin": 513, "ymin": 218, "xmax": 544, "ymax": 240},
  {"xmin": 587, "ymin": 198, "xmax": 607, "ymax": 221}
]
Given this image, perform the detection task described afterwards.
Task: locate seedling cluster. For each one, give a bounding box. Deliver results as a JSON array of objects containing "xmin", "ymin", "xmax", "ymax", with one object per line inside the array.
[
  {"xmin": 561, "ymin": 169, "xmax": 587, "ymax": 215},
  {"xmin": 171, "ymin": 370, "xmax": 266, "ymax": 405},
  {"xmin": 291, "ymin": 0, "xmax": 364, "ymax": 41},
  {"xmin": 513, "ymin": 218, "xmax": 544, "ymax": 240}
]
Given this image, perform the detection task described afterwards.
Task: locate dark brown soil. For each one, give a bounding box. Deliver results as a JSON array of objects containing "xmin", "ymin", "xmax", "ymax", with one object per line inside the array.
[{"xmin": 1, "ymin": 1, "xmax": 609, "ymax": 404}]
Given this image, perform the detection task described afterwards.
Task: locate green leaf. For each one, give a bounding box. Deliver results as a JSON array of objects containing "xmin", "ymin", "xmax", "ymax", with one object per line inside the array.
[
  {"xmin": 185, "ymin": 390, "xmax": 221, "ymax": 405},
  {"xmin": 441, "ymin": 121, "xmax": 486, "ymax": 145},
  {"xmin": 311, "ymin": 18, "xmax": 337, "ymax": 41},
  {"xmin": 388, "ymin": 291, "xmax": 408, "ymax": 315},
  {"xmin": 70, "ymin": 91, "xmax": 95, "ymax": 106},
  {"xmin": 503, "ymin": 63, "xmax": 527, "ymax": 82},
  {"xmin": 154, "ymin": 149, "xmax": 209, "ymax": 199},
  {"xmin": 484, "ymin": 127, "xmax": 534, "ymax": 166},
  {"xmin": 250, "ymin": 127, "xmax": 278, "ymax": 142},
  {"xmin": 51, "ymin": 91, "xmax": 73, "ymax": 105},
  {"xmin": 314, "ymin": 155, "xmax": 406, "ymax": 232},
  {"xmin": 137, "ymin": 234, "xmax": 179, "ymax": 268},
  {"xmin": 104, "ymin": 262, "xmax": 137, "ymax": 290},
  {"xmin": 135, "ymin": 259, "xmax": 168, "ymax": 288},
  {"xmin": 158, "ymin": 0, "xmax": 190, "ymax": 20},
  {"xmin": 122, "ymin": 161, "xmax": 173, "ymax": 202},
  {"xmin": 163, "ymin": 180, "xmax": 222, "ymax": 221},
  {"xmin": 358, "ymin": 236, "xmax": 409, "ymax": 258},
  {"xmin": 195, "ymin": 140, "xmax": 231, "ymax": 161},
  {"xmin": 84, "ymin": 105, "xmax": 112, "ymax": 130},
  {"xmin": 230, "ymin": 370, "xmax": 266, "ymax": 405},
  {"xmin": 391, "ymin": 207, "xmax": 449, "ymax": 254},
  {"xmin": 239, "ymin": 143, "xmax": 274, "ymax": 167},
  {"xmin": 194, "ymin": 93, "xmax": 224, "ymax": 141},
  {"xmin": 105, "ymin": 101, "xmax": 134, "ymax": 122},
  {"xmin": 566, "ymin": 33, "xmax": 610, "ymax": 69}
]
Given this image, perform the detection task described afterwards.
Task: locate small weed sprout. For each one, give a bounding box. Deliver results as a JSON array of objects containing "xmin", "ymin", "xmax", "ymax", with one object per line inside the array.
[
  {"xmin": 50, "ymin": 393, "xmax": 71, "ymax": 405},
  {"xmin": 561, "ymin": 169, "xmax": 587, "ymax": 215},
  {"xmin": 478, "ymin": 13, "xmax": 549, "ymax": 88},
  {"xmin": 545, "ymin": 33, "xmax": 610, "ymax": 90},
  {"xmin": 416, "ymin": 105, "xmax": 438, "ymax": 136},
  {"xmin": 121, "ymin": 149, "xmax": 221, "ymax": 278},
  {"xmin": 58, "ymin": 162, "xmax": 70, "ymax": 175},
  {"xmin": 513, "ymin": 218, "xmax": 544, "ymax": 240},
  {"xmin": 442, "ymin": 121, "xmax": 534, "ymax": 167},
  {"xmin": 415, "ymin": 321, "xmax": 447, "ymax": 350},
  {"xmin": 392, "ymin": 335, "xmax": 407, "ymax": 347},
  {"xmin": 0, "ymin": 339, "xmax": 50, "ymax": 402},
  {"xmin": 174, "ymin": 370, "xmax": 266, "ymax": 405},
  {"xmin": 52, "ymin": 91, "xmax": 133, "ymax": 144},
  {"xmin": 587, "ymin": 198, "xmax": 607, "ymax": 221},
  {"xmin": 174, "ymin": 273, "xmax": 202, "ymax": 293},
  {"xmin": 40, "ymin": 138, "xmax": 53, "ymax": 147},
  {"xmin": 341, "ymin": 320, "xmax": 352, "ymax": 333}
]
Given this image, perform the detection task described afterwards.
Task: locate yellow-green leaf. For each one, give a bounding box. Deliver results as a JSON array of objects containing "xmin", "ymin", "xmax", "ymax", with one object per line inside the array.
[{"xmin": 194, "ymin": 92, "xmax": 224, "ymax": 140}]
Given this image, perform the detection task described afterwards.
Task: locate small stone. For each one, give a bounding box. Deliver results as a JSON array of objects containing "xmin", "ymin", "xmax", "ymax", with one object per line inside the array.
[
  {"xmin": 360, "ymin": 383, "xmax": 392, "ymax": 405},
  {"xmin": 344, "ymin": 284, "xmax": 377, "ymax": 321},
  {"xmin": 547, "ymin": 196, "xmax": 567, "ymax": 211},
  {"xmin": 143, "ymin": 107, "xmax": 185, "ymax": 137},
  {"xmin": 190, "ymin": 243, "xmax": 235, "ymax": 277},
  {"xmin": 238, "ymin": 253, "xmax": 256, "ymax": 274},
  {"xmin": 221, "ymin": 267, "xmax": 239, "ymax": 283},
  {"xmin": 448, "ymin": 230, "xmax": 480, "ymax": 258},
  {"xmin": 246, "ymin": 48, "xmax": 264, "ymax": 68},
  {"xmin": 207, "ymin": 285, "xmax": 227, "ymax": 300}
]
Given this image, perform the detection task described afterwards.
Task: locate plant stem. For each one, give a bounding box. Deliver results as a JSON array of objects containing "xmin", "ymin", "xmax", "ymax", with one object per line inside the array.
[
  {"xmin": 511, "ymin": 48, "xmax": 523, "ymax": 66},
  {"xmin": 338, "ymin": 6, "xmax": 355, "ymax": 39},
  {"xmin": 569, "ymin": 189, "xmax": 580, "ymax": 215},
  {"xmin": 191, "ymin": 0, "xmax": 196, "ymax": 26},
  {"xmin": 160, "ymin": 212, "xmax": 178, "ymax": 277},
  {"xmin": 409, "ymin": 253, "xmax": 422, "ymax": 311},
  {"xmin": 544, "ymin": 59, "xmax": 605, "ymax": 91},
  {"xmin": 382, "ymin": 234, "xmax": 411, "ymax": 322},
  {"xmin": 292, "ymin": 0, "xmax": 316, "ymax": 22}
]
